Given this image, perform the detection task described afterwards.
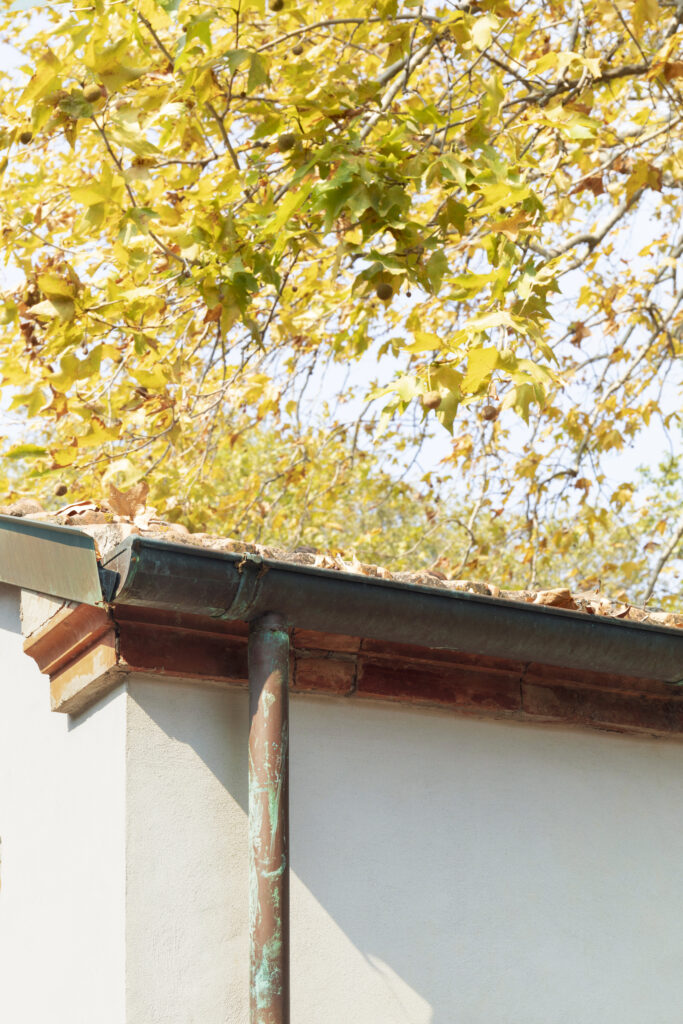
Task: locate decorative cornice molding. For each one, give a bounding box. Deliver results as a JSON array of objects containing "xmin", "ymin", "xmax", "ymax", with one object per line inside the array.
[{"xmin": 20, "ymin": 597, "xmax": 683, "ymax": 736}]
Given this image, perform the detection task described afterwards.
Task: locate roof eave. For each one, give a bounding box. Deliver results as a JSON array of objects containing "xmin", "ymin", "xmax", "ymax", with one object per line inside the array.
[{"xmin": 102, "ymin": 535, "xmax": 683, "ymax": 684}]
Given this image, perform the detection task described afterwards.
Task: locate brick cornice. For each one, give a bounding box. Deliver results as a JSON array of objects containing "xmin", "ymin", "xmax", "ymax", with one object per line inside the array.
[{"xmin": 21, "ymin": 599, "xmax": 683, "ymax": 736}]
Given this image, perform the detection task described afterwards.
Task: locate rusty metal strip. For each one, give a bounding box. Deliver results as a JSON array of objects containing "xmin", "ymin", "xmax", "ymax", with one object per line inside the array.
[{"xmin": 248, "ymin": 613, "xmax": 290, "ymax": 1024}]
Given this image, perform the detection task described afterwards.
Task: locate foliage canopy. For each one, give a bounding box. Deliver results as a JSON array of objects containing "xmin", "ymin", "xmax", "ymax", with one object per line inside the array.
[{"xmin": 1, "ymin": 0, "xmax": 683, "ymax": 602}]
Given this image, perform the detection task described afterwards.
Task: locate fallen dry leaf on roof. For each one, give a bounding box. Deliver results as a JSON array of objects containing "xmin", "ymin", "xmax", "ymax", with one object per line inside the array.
[
  {"xmin": 445, "ymin": 579, "xmax": 493, "ymax": 596},
  {"xmin": 9, "ymin": 497, "xmax": 683, "ymax": 631},
  {"xmin": 533, "ymin": 588, "xmax": 577, "ymax": 610},
  {"xmin": 107, "ymin": 482, "xmax": 149, "ymax": 520},
  {"xmin": 54, "ymin": 499, "xmax": 108, "ymax": 525}
]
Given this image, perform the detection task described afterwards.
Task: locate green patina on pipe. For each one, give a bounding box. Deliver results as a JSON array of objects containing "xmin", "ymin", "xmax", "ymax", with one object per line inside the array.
[{"xmin": 248, "ymin": 613, "xmax": 290, "ymax": 1024}]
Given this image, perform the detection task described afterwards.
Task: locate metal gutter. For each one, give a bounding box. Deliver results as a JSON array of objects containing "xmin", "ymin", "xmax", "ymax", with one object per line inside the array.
[{"xmin": 103, "ymin": 534, "xmax": 683, "ymax": 683}]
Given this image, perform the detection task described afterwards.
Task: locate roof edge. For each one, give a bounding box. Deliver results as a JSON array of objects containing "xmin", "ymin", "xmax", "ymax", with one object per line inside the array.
[{"xmin": 102, "ymin": 535, "xmax": 683, "ymax": 684}]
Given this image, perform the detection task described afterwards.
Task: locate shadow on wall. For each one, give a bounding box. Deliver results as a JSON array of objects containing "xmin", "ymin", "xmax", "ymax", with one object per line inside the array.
[
  {"xmin": 0, "ymin": 583, "xmax": 21, "ymax": 635},
  {"xmin": 134, "ymin": 682, "xmax": 683, "ymax": 1024}
]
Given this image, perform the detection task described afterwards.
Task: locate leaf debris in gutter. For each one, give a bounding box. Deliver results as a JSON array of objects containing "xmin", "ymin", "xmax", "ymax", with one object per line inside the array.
[{"xmin": 1, "ymin": 494, "xmax": 681, "ymax": 630}]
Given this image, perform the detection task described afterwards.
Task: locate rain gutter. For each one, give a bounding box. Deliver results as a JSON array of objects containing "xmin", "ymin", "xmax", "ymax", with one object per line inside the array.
[{"xmin": 103, "ymin": 534, "xmax": 683, "ymax": 683}]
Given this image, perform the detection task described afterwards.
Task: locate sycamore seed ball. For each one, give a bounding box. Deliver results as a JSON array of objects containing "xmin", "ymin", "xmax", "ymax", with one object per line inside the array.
[
  {"xmin": 54, "ymin": 483, "xmax": 68, "ymax": 497},
  {"xmin": 277, "ymin": 132, "xmax": 296, "ymax": 152},
  {"xmin": 292, "ymin": 43, "xmax": 304, "ymax": 55},
  {"xmin": 422, "ymin": 391, "xmax": 442, "ymax": 411},
  {"xmin": 18, "ymin": 130, "xmax": 33, "ymax": 144},
  {"xmin": 269, "ymin": 0, "xmax": 284, "ymax": 10},
  {"xmin": 481, "ymin": 404, "xmax": 499, "ymax": 421},
  {"xmin": 83, "ymin": 83, "xmax": 104, "ymax": 103},
  {"xmin": 375, "ymin": 281, "xmax": 393, "ymax": 301}
]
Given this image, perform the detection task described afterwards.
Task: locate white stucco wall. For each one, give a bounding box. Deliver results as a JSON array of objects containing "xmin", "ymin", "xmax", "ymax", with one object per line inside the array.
[
  {"xmin": 125, "ymin": 680, "xmax": 249, "ymax": 1024},
  {"xmin": 126, "ymin": 679, "xmax": 683, "ymax": 1024},
  {"xmin": 2, "ymin": 612, "xmax": 683, "ymax": 1023},
  {"xmin": 0, "ymin": 584, "xmax": 126, "ymax": 1024}
]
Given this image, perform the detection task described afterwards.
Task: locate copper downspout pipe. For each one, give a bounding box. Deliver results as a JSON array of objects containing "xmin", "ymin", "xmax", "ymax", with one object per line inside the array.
[{"xmin": 248, "ymin": 613, "xmax": 290, "ymax": 1024}]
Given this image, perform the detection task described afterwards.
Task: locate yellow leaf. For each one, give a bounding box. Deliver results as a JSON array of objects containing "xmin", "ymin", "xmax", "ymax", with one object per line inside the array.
[
  {"xmin": 77, "ymin": 418, "xmax": 121, "ymax": 447},
  {"xmin": 405, "ymin": 331, "xmax": 441, "ymax": 353},
  {"xmin": 20, "ymin": 48, "xmax": 60, "ymax": 104},
  {"xmin": 634, "ymin": 0, "xmax": 660, "ymax": 32},
  {"xmin": 462, "ymin": 347, "xmax": 498, "ymax": 394},
  {"xmin": 100, "ymin": 65, "xmax": 149, "ymax": 94},
  {"xmin": 51, "ymin": 446, "xmax": 79, "ymax": 467},
  {"xmin": 108, "ymin": 114, "xmax": 160, "ymax": 156},
  {"xmin": 270, "ymin": 184, "xmax": 312, "ymax": 234},
  {"xmin": 72, "ymin": 183, "xmax": 109, "ymax": 206},
  {"xmin": 37, "ymin": 273, "xmax": 75, "ymax": 299},
  {"xmin": 466, "ymin": 311, "xmax": 515, "ymax": 332},
  {"xmin": 29, "ymin": 298, "xmax": 75, "ymax": 321},
  {"xmin": 471, "ymin": 15, "xmax": 497, "ymax": 51},
  {"xmin": 132, "ymin": 366, "xmax": 170, "ymax": 390}
]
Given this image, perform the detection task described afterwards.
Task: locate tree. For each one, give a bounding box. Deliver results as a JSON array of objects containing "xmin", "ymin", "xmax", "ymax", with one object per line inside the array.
[{"xmin": 1, "ymin": 0, "xmax": 683, "ymax": 602}]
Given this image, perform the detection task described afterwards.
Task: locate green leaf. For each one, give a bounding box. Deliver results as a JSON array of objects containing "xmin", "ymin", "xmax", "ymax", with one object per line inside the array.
[
  {"xmin": 0, "ymin": 300, "xmax": 17, "ymax": 324},
  {"xmin": 436, "ymin": 389, "xmax": 460, "ymax": 434},
  {"xmin": 58, "ymin": 92, "xmax": 93, "ymax": 119},
  {"xmin": 37, "ymin": 273, "xmax": 75, "ymax": 299},
  {"xmin": 248, "ymin": 53, "xmax": 270, "ymax": 92},
  {"xmin": 100, "ymin": 65, "xmax": 149, "ymax": 94},
  {"xmin": 6, "ymin": 443, "xmax": 47, "ymax": 459},
  {"xmin": 29, "ymin": 298, "xmax": 75, "ymax": 321},
  {"xmin": 185, "ymin": 17, "xmax": 212, "ymax": 48},
  {"xmin": 426, "ymin": 250, "xmax": 448, "ymax": 294},
  {"xmin": 225, "ymin": 49, "xmax": 251, "ymax": 74}
]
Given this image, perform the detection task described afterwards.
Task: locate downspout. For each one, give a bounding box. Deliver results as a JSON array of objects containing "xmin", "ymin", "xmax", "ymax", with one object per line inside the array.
[{"xmin": 248, "ymin": 614, "xmax": 290, "ymax": 1024}]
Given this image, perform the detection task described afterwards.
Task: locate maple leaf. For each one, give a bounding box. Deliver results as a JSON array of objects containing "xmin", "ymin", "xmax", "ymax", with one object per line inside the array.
[{"xmin": 108, "ymin": 482, "xmax": 150, "ymax": 520}]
